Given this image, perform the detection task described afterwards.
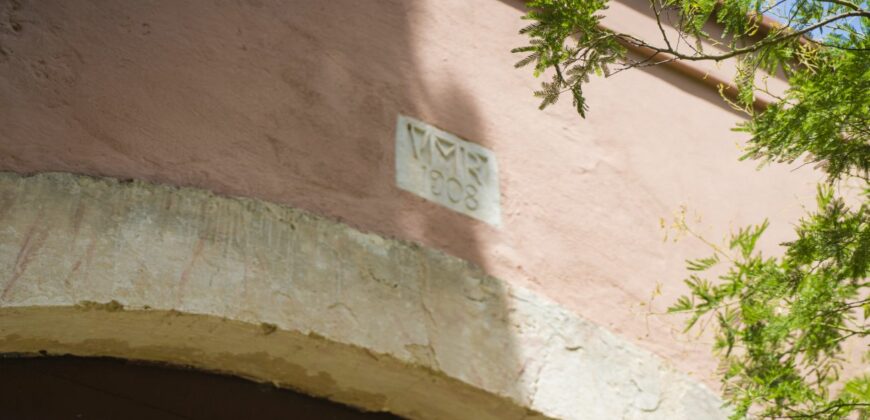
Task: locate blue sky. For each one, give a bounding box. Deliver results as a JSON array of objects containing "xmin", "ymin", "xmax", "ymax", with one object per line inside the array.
[{"xmin": 767, "ymin": 0, "xmax": 865, "ymax": 39}]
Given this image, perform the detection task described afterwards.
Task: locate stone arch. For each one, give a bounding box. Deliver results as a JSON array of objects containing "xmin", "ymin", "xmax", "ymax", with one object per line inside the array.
[
  {"xmin": 0, "ymin": 306, "xmax": 532, "ymax": 419},
  {"xmin": 0, "ymin": 173, "xmax": 723, "ymax": 419}
]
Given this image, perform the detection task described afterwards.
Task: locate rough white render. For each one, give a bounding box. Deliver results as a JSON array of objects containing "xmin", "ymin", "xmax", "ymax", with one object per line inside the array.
[{"xmin": 0, "ymin": 172, "xmax": 725, "ymax": 419}]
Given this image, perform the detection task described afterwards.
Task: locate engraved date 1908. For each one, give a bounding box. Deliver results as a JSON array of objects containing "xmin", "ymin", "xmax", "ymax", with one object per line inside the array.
[
  {"xmin": 396, "ymin": 115, "xmax": 500, "ymax": 226},
  {"xmin": 406, "ymin": 121, "xmax": 489, "ymax": 213}
]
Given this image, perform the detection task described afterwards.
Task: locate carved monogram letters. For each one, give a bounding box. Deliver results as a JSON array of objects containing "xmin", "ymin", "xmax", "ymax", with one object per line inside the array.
[{"xmin": 395, "ymin": 115, "xmax": 501, "ymax": 226}]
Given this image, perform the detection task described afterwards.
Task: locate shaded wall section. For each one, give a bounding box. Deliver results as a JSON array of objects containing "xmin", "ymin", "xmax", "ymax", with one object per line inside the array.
[{"xmin": 0, "ymin": 356, "xmax": 400, "ymax": 420}]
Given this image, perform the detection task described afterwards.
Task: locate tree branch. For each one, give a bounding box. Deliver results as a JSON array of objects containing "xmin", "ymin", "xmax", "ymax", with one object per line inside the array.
[
  {"xmin": 775, "ymin": 402, "xmax": 870, "ymax": 418},
  {"xmin": 819, "ymin": 0, "xmax": 864, "ymax": 11},
  {"xmin": 614, "ymin": 10, "xmax": 870, "ymax": 62}
]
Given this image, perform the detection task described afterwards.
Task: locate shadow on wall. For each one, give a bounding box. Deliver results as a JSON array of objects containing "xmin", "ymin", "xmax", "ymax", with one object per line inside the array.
[{"xmin": 0, "ymin": 0, "xmax": 530, "ymax": 412}]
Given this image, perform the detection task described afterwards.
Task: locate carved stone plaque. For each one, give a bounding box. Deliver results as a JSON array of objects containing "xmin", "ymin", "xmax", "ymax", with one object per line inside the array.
[{"xmin": 395, "ymin": 115, "xmax": 501, "ymax": 226}]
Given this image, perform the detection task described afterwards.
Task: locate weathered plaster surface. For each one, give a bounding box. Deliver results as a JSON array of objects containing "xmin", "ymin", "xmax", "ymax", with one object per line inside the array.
[
  {"xmin": 0, "ymin": 173, "xmax": 724, "ymax": 419},
  {"xmin": 0, "ymin": 0, "xmax": 820, "ymax": 386}
]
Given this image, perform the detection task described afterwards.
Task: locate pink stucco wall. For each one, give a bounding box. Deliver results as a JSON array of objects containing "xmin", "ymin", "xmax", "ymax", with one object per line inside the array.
[{"xmin": 0, "ymin": 0, "xmax": 819, "ymax": 387}]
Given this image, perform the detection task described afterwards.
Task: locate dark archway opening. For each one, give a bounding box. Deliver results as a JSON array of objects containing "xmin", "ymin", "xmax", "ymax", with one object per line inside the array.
[{"xmin": 0, "ymin": 356, "xmax": 402, "ymax": 420}]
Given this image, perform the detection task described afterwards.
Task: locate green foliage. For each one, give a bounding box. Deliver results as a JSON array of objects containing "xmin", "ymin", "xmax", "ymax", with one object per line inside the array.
[
  {"xmin": 515, "ymin": 0, "xmax": 870, "ymax": 116},
  {"xmin": 740, "ymin": 39, "xmax": 870, "ymax": 181},
  {"xmin": 512, "ymin": 0, "xmax": 625, "ymax": 116},
  {"xmin": 515, "ymin": 0, "xmax": 869, "ymax": 418},
  {"xmin": 669, "ymin": 187, "xmax": 869, "ymax": 418}
]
